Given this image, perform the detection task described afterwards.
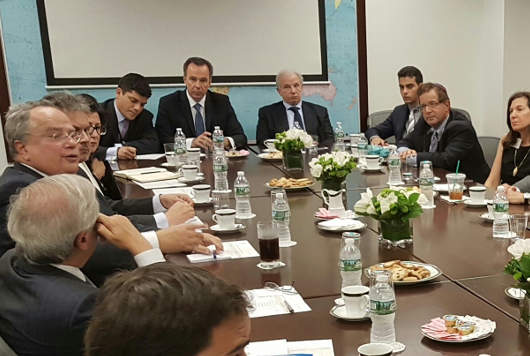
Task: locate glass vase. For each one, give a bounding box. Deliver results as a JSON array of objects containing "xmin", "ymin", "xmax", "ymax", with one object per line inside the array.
[
  {"xmin": 520, "ymin": 294, "xmax": 530, "ymax": 332},
  {"xmin": 379, "ymin": 219, "xmax": 413, "ymax": 248},
  {"xmin": 282, "ymin": 150, "xmax": 304, "ymax": 171}
]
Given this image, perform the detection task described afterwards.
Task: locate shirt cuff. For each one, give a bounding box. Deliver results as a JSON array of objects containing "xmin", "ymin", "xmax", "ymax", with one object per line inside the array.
[
  {"xmin": 141, "ymin": 230, "xmax": 159, "ymax": 249},
  {"xmin": 397, "ymin": 146, "xmax": 409, "ymax": 154},
  {"xmin": 186, "ymin": 138, "xmax": 194, "ymax": 150},
  {"xmin": 105, "ymin": 146, "xmax": 119, "ymax": 161},
  {"xmin": 152, "ymin": 194, "xmax": 166, "ymax": 213},
  {"xmin": 227, "ymin": 137, "xmax": 235, "ymax": 149},
  {"xmin": 369, "ymin": 135, "xmax": 380, "ymax": 142},
  {"xmin": 154, "ymin": 212, "xmax": 169, "ymax": 229},
  {"xmin": 134, "ymin": 248, "xmax": 165, "ymax": 267}
]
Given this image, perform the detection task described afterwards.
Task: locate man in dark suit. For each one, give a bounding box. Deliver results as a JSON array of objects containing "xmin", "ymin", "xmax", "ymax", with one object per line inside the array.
[
  {"xmin": 365, "ymin": 66, "xmax": 423, "ymax": 145},
  {"xmin": 155, "ymin": 57, "xmax": 247, "ymax": 150},
  {"xmin": 97, "ymin": 73, "xmax": 160, "ymax": 160},
  {"xmin": 0, "ymin": 174, "xmax": 165, "ymax": 356},
  {"xmin": 398, "ymin": 83, "xmax": 490, "ymax": 183},
  {"xmin": 256, "ymin": 70, "xmax": 334, "ymax": 148}
]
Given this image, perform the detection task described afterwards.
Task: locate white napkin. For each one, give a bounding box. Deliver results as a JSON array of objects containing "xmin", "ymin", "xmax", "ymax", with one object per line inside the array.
[{"xmin": 318, "ymin": 218, "xmax": 363, "ymax": 229}]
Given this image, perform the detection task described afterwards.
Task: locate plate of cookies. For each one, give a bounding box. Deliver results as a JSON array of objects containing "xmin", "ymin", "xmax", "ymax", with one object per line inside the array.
[
  {"xmin": 366, "ymin": 260, "xmax": 441, "ymax": 285},
  {"xmin": 421, "ymin": 315, "xmax": 496, "ymax": 343},
  {"xmin": 266, "ymin": 177, "xmax": 314, "ymax": 190},
  {"xmin": 258, "ymin": 152, "xmax": 283, "ymax": 160}
]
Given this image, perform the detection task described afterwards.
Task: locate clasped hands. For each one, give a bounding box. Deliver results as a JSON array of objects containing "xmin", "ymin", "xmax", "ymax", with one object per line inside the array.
[{"xmin": 191, "ymin": 131, "xmax": 231, "ymax": 151}]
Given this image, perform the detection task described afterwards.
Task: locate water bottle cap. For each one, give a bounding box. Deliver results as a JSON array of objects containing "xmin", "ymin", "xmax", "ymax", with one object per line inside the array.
[
  {"xmin": 496, "ymin": 185, "xmax": 505, "ymax": 192},
  {"xmin": 237, "ymin": 171, "xmax": 244, "ymax": 176},
  {"xmin": 214, "ymin": 126, "xmax": 220, "ymax": 130}
]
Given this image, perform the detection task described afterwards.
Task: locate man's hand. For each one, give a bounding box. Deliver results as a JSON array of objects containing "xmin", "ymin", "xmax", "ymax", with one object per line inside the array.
[
  {"xmin": 202, "ymin": 232, "xmax": 223, "ymax": 253},
  {"xmin": 96, "ymin": 214, "xmax": 151, "ymax": 255},
  {"xmin": 91, "ymin": 158, "xmax": 106, "ymax": 180},
  {"xmin": 117, "ymin": 146, "xmax": 137, "ymax": 160},
  {"xmin": 156, "ymin": 223, "xmax": 211, "ymax": 254},
  {"xmin": 160, "ymin": 193, "xmax": 194, "ymax": 209},
  {"xmin": 165, "ymin": 201, "xmax": 195, "ymax": 226},
  {"xmin": 191, "ymin": 132, "xmax": 213, "ymax": 151},
  {"xmin": 370, "ymin": 136, "xmax": 387, "ymax": 146},
  {"xmin": 399, "ymin": 149, "xmax": 417, "ymax": 161}
]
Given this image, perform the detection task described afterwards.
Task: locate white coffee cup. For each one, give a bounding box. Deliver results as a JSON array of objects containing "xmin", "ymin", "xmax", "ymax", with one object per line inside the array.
[
  {"xmin": 264, "ymin": 139, "xmax": 278, "ymax": 152},
  {"xmin": 180, "ymin": 164, "xmax": 198, "ymax": 180},
  {"xmin": 341, "ymin": 285, "xmax": 369, "ymax": 318},
  {"xmin": 469, "ymin": 186, "xmax": 486, "ymax": 202},
  {"xmin": 192, "ymin": 184, "xmax": 211, "ymax": 203},
  {"xmin": 212, "ymin": 208, "xmax": 236, "ymax": 229},
  {"xmin": 357, "ymin": 343, "xmax": 393, "ymax": 356},
  {"xmin": 365, "ymin": 155, "xmax": 381, "ymax": 169}
]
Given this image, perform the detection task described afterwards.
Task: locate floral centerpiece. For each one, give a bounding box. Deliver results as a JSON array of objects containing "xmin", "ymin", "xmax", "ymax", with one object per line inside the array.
[
  {"xmin": 275, "ymin": 128, "xmax": 313, "ymax": 171},
  {"xmin": 505, "ymin": 239, "xmax": 530, "ymax": 331},
  {"xmin": 354, "ymin": 187, "xmax": 427, "ymax": 246},
  {"xmin": 309, "ymin": 151, "xmax": 357, "ymax": 191}
]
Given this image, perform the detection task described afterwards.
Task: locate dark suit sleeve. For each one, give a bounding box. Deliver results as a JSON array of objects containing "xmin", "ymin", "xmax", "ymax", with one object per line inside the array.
[
  {"xmin": 365, "ymin": 111, "xmax": 396, "ymax": 141},
  {"xmin": 223, "ymin": 99, "xmax": 247, "ymax": 149},
  {"xmin": 317, "ymin": 107, "xmax": 334, "ymax": 148},
  {"xmin": 256, "ymin": 106, "xmax": 272, "ymax": 148},
  {"xmin": 125, "ymin": 112, "xmax": 160, "ymax": 154},
  {"xmin": 155, "ymin": 96, "xmax": 176, "ymax": 145}
]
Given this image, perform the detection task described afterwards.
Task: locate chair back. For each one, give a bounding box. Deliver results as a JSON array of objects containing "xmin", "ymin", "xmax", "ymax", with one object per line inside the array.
[
  {"xmin": 367, "ymin": 110, "xmax": 394, "ymax": 143},
  {"xmin": 478, "ymin": 136, "xmax": 500, "ymax": 168},
  {"xmin": 453, "ymin": 108, "xmax": 472, "ymax": 122}
]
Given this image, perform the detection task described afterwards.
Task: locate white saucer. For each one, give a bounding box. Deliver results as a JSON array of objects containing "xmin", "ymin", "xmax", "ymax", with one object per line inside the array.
[
  {"xmin": 329, "ymin": 305, "xmax": 369, "ymax": 321},
  {"xmin": 387, "ymin": 181, "xmax": 405, "ymax": 186},
  {"xmin": 256, "ymin": 261, "xmax": 286, "ymax": 270},
  {"xmin": 360, "ymin": 166, "xmax": 384, "ymax": 172},
  {"xmin": 279, "ymin": 240, "xmax": 297, "ymax": 247},
  {"xmin": 317, "ymin": 219, "xmax": 366, "ymax": 232},
  {"xmin": 505, "ymin": 287, "xmax": 526, "ymax": 300},
  {"xmin": 210, "ymin": 224, "xmax": 245, "ymax": 233},
  {"xmin": 480, "ymin": 213, "xmax": 494, "ymax": 222},
  {"xmin": 178, "ymin": 176, "xmax": 205, "ymax": 184},
  {"xmin": 464, "ymin": 199, "xmax": 487, "ymax": 207},
  {"xmin": 161, "ymin": 162, "xmax": 179, "ymax": 168},
  {"xmin": 262, "ymin": 148, "xmax": 279, "ymax": 153},
  {"xmin": 193, "ymin": 197, "xmax": 213, "ymax": 205},
  {"xmin": 235, "ymin": 213, "xmax": 256, "ymax": 220},
  {"xmin": 334, "ymin": 297, "xmax": 345, "ymax": 306}
]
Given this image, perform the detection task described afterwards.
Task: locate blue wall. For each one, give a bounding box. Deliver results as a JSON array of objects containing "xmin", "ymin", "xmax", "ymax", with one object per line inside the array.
[{"xmin": 0, "ymin": 0, "xmax": 359, "ymax": 139}]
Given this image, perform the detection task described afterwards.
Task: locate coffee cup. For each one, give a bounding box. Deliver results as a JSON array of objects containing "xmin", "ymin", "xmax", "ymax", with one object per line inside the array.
[
  {"xmin": 469, "ymin": 186, "xmax": 486, "ymax": 203},
  {"xmin": 264, "ymin": 139, "xmax": 278, "ymax": 152},
  {"xmin": 365, "ymin": 155, "xmax": 381, "ymax": 169},
  {"xmin": 357, "ymin": 343, "xmax": 393, "ymax": 356},
  {"xmin": 192, "ymin": 184, "xmax": 211, "ymax": 203},
  {"xmin": 180, "ymin": 164, "xmax": 198, "ymax": 180},
  {"xmin": 212, "ymin": 208, "xmax": 236, "ymax": 229},
  {"xmin": 341, "ymin": 285, "xmax": 369, "ymax": 318}
]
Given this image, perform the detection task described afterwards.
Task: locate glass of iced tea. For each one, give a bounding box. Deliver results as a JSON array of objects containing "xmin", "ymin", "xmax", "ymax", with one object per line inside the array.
[
  {"xmin": 446, "ymin": 173, "xmax": 466, "ymax": 200},
  {"xmin": 256, "ymin": 221, "xmax": 282, "ymax": 270}
]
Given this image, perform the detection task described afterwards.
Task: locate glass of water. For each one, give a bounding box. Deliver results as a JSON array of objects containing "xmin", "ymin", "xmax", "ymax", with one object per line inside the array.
[
  {"xmin": 163, "ymin": 143, "xmax": 178, "ymax": 166},
  {"xmin": 509, "ymin": 214, "xmax": 528, "ymax": 240},
  {"xmin": 187, "ymin": 147, "xmax": 201, "ymax": 172}
]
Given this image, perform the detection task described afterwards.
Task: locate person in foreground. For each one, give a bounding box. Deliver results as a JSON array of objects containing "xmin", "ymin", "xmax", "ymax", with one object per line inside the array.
[
  {"xmin": 485, "ymin": 91, "xmax": 530, "ymax": 203},
  {"xmin": 84, "ymin": 263, "xmax": 251, "ymax": 356},
  {"xmin": 155, "ymin": 56, "xmax": 247, "ymax": 150},
  {"xmin": 365, "ymin": 66, "xmax": 423, "ymax": 145},
  {"xmin": 398, "ymin": 82, "xmax": 490, "ymax": 183},
  {"xmin": 0, "ymin": 174, "xmax": 165, "ymax": 356},
  {"xmin": 256, "ymin": 70, "xmax": 334, "ymax": 148}
]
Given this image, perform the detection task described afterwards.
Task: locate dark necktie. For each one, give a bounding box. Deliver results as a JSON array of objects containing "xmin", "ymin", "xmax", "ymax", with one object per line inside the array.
[
  {"xmin": 429, "ymin": 131, "xmax": 439, "ymax": 152},
  {"xmin": 288, "ymin": 107, "xmax": 305, "ymax": 130},
  {"xmin": 194, "ymin": 103, "xmax": 205, "ymax": 135}
]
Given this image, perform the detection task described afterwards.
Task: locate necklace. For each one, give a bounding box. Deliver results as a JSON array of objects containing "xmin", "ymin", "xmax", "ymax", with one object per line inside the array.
[{"xmin": 513, "ymin": 146, "xmax": 530, "ymax": 176}]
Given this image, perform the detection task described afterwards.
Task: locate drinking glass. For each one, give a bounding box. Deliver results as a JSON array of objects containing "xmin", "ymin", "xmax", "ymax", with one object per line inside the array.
[
  {"xmin": 256, "ymin": 222, "xmax": 282, "ymax": 269},
  {"xmin": 163, "ymin": 143, "xmax": 178, "ymax": 167},
  {"xmin": 187, "ymin": 148, "xmax": 201, "ymax": 172},
  {"xmin": 446, "ymin": 173, "xmax": 466, "ymax": 200},
  {"xmin": 509, "ymin": 214, "xmax": 528, "ymax": 240}
]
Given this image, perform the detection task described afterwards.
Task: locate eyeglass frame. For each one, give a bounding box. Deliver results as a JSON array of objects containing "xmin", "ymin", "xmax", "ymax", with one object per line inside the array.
[
  {"xmin": 27, "ymin": 129, "xmax": 83, "ymax": 144},
  {"xmin": 87, "ymin": 125, "xmax": 107, "ymax": 136}
]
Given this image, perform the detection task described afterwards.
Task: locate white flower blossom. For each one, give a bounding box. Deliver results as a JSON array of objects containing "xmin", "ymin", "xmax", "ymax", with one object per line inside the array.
[
  {"xmin": 354, "ymin": 188, "xmax": 374, "ymax": 214},
  {"xmin": 378, "ymin": 192, "xmax": 397, "ymax": 214},
  {"xmin": 507, "ymin": 239, "xmax": 530, "ymax": 260},
  {"xmin": 309, "ymin": 162, "xmax": 322, "ymax": 178}
]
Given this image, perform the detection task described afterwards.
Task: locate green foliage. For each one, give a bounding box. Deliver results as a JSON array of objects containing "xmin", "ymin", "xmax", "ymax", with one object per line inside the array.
[
  {"xmin": 505, "ymin": 253, "xmax": 530, "ymax": 294},
  {"xmin": 357, "ymin": 188, "xmax": 423, "ymax": 222},
  {"xmin": 274, "ymin": 132, "xmax": 306, "ymax": 153}
]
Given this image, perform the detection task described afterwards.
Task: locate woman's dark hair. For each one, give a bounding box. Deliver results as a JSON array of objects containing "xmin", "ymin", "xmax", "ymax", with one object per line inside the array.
[{"xmin": 504, "ymin": 92, "xmax": 530, "ymax": 148}]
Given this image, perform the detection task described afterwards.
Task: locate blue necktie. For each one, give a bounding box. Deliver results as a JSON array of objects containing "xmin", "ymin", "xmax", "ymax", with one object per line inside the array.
[
  {"xmin": 288, "ymin": 107, "xmax": 305, "ymax": 130},
  {"xmin": 194, "ymin": 103, "xmax": 205, "ymax": 135},
  {"xmin": 429, "ymin": 131, "xmax": 439, "ymax": 152}
]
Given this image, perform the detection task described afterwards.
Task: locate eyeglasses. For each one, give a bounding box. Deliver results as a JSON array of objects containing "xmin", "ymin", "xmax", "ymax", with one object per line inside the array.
[
  {"xmin": 419, "ymin": 101, "xmax": 445, "ymax": 111},
  {"xmin": 87, "ymin": 125, "xmax": 107, "ymax": 136},
  {"xmin": 39, "ymin": 130, "xmax": 83, "ymax": 143}
]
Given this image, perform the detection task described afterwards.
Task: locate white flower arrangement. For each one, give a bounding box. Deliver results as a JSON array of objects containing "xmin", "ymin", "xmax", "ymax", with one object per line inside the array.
[
  {"xmin": 275, "ymin": 128, "xmax": 314, "ymax": 152},
  {"xmin": 505, "ymin": 239, "xmax": 530, "ymax": 293},
  {"xmin": 354, "ymin": 187, "xmax": 427, "ymax": 221},
  {"xmin": 309, "ymin": 151, "xmax": 356, "ymax": 181},
  {"xmin": 507, "ymin": 239, "xmax": 530, "ymax": 260}
]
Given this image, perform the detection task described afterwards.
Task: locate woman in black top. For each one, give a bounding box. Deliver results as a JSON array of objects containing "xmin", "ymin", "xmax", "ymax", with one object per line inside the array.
[{"xmin": 485, "ymin": 91, "xmax": 530, "ymax": 191}]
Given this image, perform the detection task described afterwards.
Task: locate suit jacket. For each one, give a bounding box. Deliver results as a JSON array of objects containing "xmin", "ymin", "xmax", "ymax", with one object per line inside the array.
[
  {"xmin": 0, "ymin": 249, "xmax": 97, "ymax": 356},
  {"xmin": 365, "ymin": 104, "xmax": 411, "ymax": 142},
  {"xmin": 397, "ymin": 109, "xmax": 490, "ymax": 183},
  {"xmin": 96, "ymin": 98, "xmax": 160, "ymax": 159},
  {"xmin": 256, "ymin": 101, "xmax": 335, "ymax": 148},
  {"xmin": 155, "ymin": 90, "xmax": 247, "ymax": 149},
  {"xmin": 87, "ymin": 156, "xmax": 122, "ymax": 200}
]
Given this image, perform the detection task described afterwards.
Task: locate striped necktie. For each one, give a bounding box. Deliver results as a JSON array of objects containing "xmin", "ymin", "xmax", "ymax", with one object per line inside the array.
[{"xmin": 194, "ymin": 103, "xmax": 205, "ymax": 135}]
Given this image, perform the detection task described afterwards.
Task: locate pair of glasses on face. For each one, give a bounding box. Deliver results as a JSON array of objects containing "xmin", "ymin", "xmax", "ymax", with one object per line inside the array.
[
  {"xmin": 87, "ymin": 125, "xmax": 107, "ymax": 136},
  {"xmin": 45, "ymin": 130, "xmax": 83, "ymax": 143}
]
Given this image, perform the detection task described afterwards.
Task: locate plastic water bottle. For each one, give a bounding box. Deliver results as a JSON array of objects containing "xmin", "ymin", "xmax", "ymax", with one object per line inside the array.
[
  {"xmin": 493, "ymin": 185, "xmax": 510, "ymax": 238},
  {"xmin": 174, "ymin": 128, "xmax": 187, "ymax": 165},
  {"xmin": 369, "ymin": 271, "xmax": 396, "ymax": 344},
  {"xmin": 213, "ymin": 126, "xmax": 224, "ymax": 152},
  {"xmin": 357, "ymin": 136, "xmax": 368, "ymax": 166},
  {"xmin": 419, "ymin": 160, "xmax": 434, "ymax": 207},
  {"xmin": 212, "ymin": 151, "xmax": 229, "ymax": 209},
  {"xmin": 272, "ymin": 193, "xmax": 292, "ymax": 246},
  {"xmin": 339, "ymin": 235, "xmax": 362, "ymax": 287},
  {"xmin": 234, "ymin": 171, "xmax": 252, "ymax": 219},
  {"xmin": 387, "ymin": 149, "xmax": 401, "ymax": 185},
  {"xmin": 334, "ymin": 122, "xmax": 346, "ymax": 152}
]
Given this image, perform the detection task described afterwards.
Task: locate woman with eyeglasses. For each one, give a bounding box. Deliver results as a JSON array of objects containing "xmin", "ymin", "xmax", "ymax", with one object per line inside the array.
[{"xmin": 485, "ymin": 92, "xmax": 530, "ymax": 204}]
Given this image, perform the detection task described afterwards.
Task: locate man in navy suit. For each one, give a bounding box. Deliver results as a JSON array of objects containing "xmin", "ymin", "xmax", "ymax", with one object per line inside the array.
[
  {"xmin": 0, "ymin": 174, "xmax": 165, "ymax": 356},
  {"xmin": 256, "ymin": 70, "xmax": 334, "ymax": 148},
  {"xmin": 365, "ymin": 66, "xmax": 423, "ymax": 145},
  {"xmin": 155, "ymin": 57, "xmax": 247, "ymax": 150},
  {"xmin": 97, "ymin": 73, "xmax": 160, "ymax": 160}
]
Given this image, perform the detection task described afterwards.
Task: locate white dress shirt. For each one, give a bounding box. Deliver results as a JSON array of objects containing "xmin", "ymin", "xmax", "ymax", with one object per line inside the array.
[{"xmin": 282, "ymin": 101, "xmax": 305, "ymax": 130}]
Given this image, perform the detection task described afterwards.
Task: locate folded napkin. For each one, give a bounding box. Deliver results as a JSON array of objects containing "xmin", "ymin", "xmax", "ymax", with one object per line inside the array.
[
  {"xmin": 314, "ymin": 208, "xmax": 339, "ymax": 219},
  {"xmin": 421, "ymin": 316, "xmax": 496, "ymax": 341},
  {"xmin": 421, "ymin": 317, "xmax": 461, "ymax": 341},
  {"xmin": 440, "ymin": 195, "xmax": 469, "ymax": 203}
]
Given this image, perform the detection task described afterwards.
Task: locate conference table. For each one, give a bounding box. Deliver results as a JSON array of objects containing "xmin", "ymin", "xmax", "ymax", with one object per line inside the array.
[{"xmin": 115, "ymin": 149, "xmax": 530, "ymax": 355}]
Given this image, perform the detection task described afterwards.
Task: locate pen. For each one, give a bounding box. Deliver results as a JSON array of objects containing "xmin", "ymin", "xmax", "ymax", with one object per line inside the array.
[
  {"xmin": 282, "ymin": 295, "xmax": 294, "ymax": 314},
  {"xmin": 139, "ymin": 170, "xmax": 164, "ymax": 175}
]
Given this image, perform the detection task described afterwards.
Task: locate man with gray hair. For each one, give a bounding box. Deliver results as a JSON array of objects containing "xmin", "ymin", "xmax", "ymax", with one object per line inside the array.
[
  {"xmin": 256, "ymin": 70, "xmax": 334, "ymax": 148},
  {"xmin": 0, "ymin": 174, "xmax": 165, "ymax": 356}
]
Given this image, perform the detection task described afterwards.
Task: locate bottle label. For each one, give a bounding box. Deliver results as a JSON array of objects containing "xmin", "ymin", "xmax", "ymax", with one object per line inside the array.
[
  {"xmin": 370, "ymin": 299, "xmax": 396, "ymax": 315},
  {"xmin": 214, "ymin": 136, "xmax": 224, "ymax": 144},
  {"xmin": 213, "ymin": 164, "xmax": 227, "ymax": 172},
  {"xmin": 494, "ymin": 202, "xmax": 508, "ymax": 212},
  {"xmin": 235, "ymin": 187, "xmax": 250, "ymax": 196},
  {"xmin": 419, "ymin": 177, "xmax": 433, "ymax": 186},
  {"xmin": 389, "ymin": 158, "xmax": 400, "ymax": 167},
  {"xmin": 273, "ymin": 210, "xmax": 288, "ymax": 222},
  {"xmin": 340, "ymin": 258, "xmax": 361, "ymax": 271}
]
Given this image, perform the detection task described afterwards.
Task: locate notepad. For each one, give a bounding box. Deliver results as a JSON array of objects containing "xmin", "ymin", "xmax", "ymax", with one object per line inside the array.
[
  {"xmin": 135, "ymin": 179, "xmax": 186, "ymax": 190},
  {"xmin": 186, "ymin": 240, "xmax": 259, "ymax": 263},
  {"xmin": 246, "ymin": 287, "xmax": 311, "ymax": 318},
  {"xmin": 135, "ymin": 153, "xmax": 165, "ymax": 160},
  {"xmin": 245, "ymin": 339, "xmax": 334, "ymax": 356},
  {"xmin": 113, "ymin": 167, "xmax": 179, "ymax": 183}
]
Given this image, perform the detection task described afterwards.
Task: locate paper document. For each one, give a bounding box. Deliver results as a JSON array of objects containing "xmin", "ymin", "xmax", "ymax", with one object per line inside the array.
[
  {"xmin": 246, "ymin": 339, "xmax": 334, "ymax": 356},
  {"xmin": 153, "ymin": 187, "xmax": 193, "ymax": 196},
  {"xmin": 245, "ymin": 339, "xmax": 288, "ymax": 355},
  {"xmin": 246, "ymin": 287, "xmax": 311, "ymax": 318},
  {"xmin": 135, "ymin": 180, "xmax": 185, "ymax": 190},
  {"xmin": 114, "ymin": 167, "xmax": 166, "ymax": 178},
  {"xmin": 114, "ymin": 167, "xmax": 179, "ymax": 183},
  {"xmin": 136, "ymin": 153, "xmax": 165, "ymax": 160},
  {"xmin": 186, "ymin": 240, "xmax": 259, "ymax": 263}
]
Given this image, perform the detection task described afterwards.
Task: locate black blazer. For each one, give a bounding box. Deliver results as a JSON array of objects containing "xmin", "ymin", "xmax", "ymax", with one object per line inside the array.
[
  {"xmin": 256, "ymin": 101, "xmax": 335, "ymax": 148},
  {"xmin": 96, "ymin": 98, "xmax": 160, "ymax": 159},
  {"xmin": 155, "ymin": 90, "xmax": 247, "ymax": 149},
  {"xmin": 365, "ymin": 104, "xmax": 411, "ymax": 142},
  {"xmin": 0, "ymin": 250, "xmax": 97, "ymax": 356},
  {"xmin": 397, "ymin": 109, "xmax": 490, "ymax": 183},
  {"xmin": 87, "ymin": 157, "xmax": 122, "ymax": 200}
]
